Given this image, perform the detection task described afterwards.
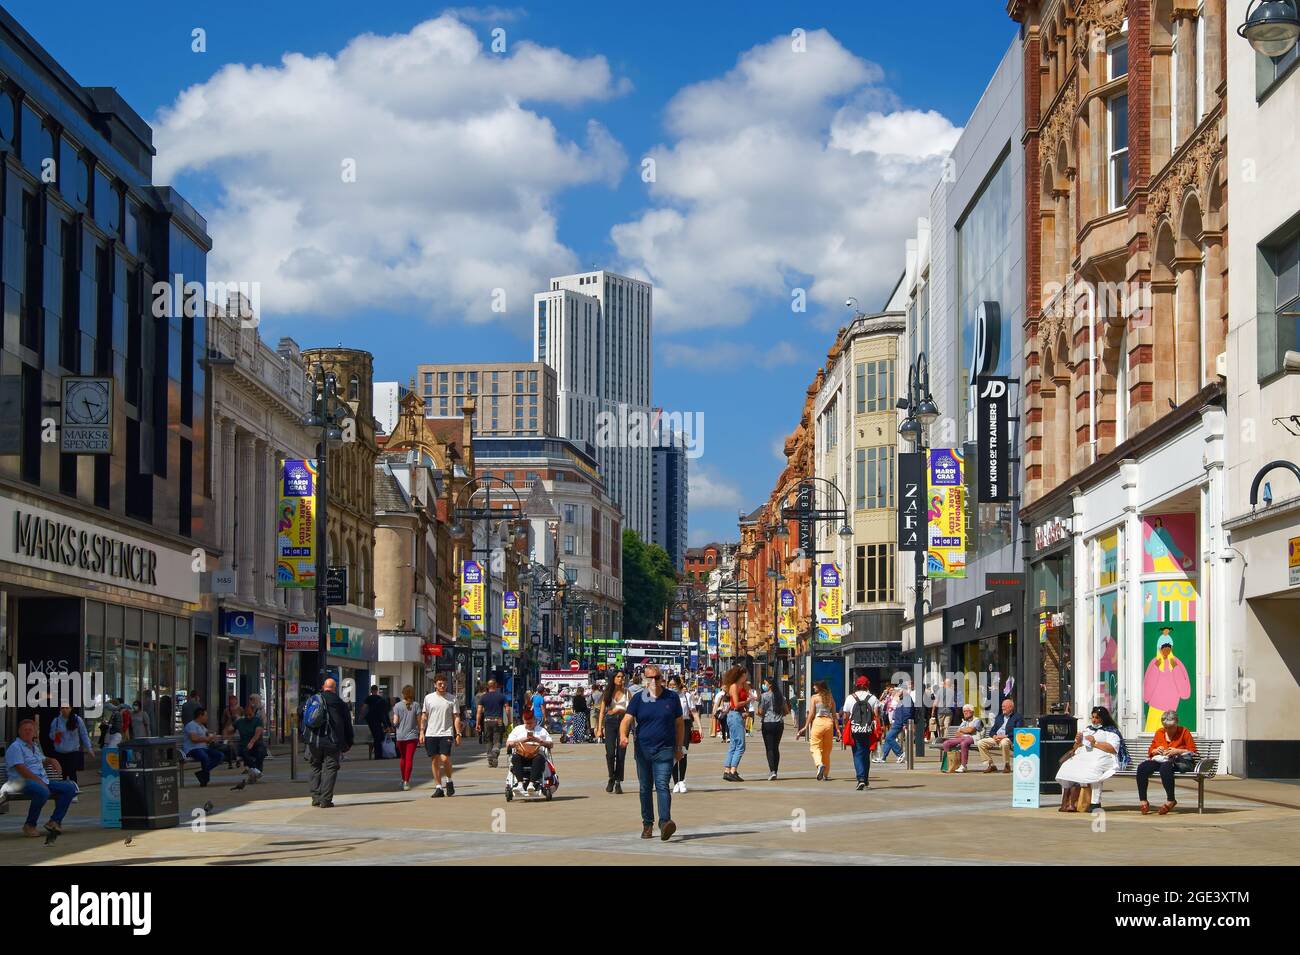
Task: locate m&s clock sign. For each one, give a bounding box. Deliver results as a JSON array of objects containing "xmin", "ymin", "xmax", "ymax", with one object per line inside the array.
[{"xmin": 60, "ymin": 377, "xmax": 113, "ymax": 454}]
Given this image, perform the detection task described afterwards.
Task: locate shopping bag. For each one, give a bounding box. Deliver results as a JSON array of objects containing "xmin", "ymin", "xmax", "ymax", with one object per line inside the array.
[
  {"xmin": 690, "ymin": 727, "xmax": 702, "ymax": 745},
  {"xmin": 381, "ymin": 735, "xmax": 397, "ymax": 759}
]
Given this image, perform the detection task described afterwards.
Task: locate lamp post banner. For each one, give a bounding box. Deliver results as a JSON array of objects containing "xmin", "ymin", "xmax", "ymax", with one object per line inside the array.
[
  {"xmin": 778, "ymin": 589, "xmax": 797, "ymax": 648},
  {"xmin": 927, "ymin": 448, "xmax": 967, "ymax": 579},
  {"xmin": 502, "ymin": 591, "xmax": 520, "ymax": 651},
  {"xmin": 816, "ymin": 563, "xmax": 842, "ymax": 644},
  {"xmin": 276, "ymin": 459, "xmax": 318, "ymax": 588},
  {"xmin": 719, "ymin": 616, "xmax": 735, "ymax": 655},
  {"xmin": 459, "ymin": 560, "xmax": 484, "ymax": 638},
  {"xmin": 707, "ymin": 617, "xmax": 719, "ymax": 655}
]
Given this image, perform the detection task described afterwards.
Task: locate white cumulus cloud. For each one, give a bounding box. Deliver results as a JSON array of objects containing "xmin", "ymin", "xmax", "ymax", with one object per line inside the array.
[
  {"xmin": 610, "ymin": 29, "xmax": 960, "ymax": 331},
  {"xmin": 689, "ymin": 467, "xmax": 744, "ymax": 510},
  {"xmin": 153, "ymin": 14, "xmax": 629, "ymax": 324}
]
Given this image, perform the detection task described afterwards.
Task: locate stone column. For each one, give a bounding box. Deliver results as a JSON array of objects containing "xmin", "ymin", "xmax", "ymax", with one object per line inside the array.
[
  {"xmin": 1174, "ymin": 261, "xmax": 1201, "ymax": 402},
  {"xmin": 254, "ymin": 438, "xmax": 271, "ymax": 606},
  {"xmin": 237, "ymin": 429, "xmax": 256, "ymax": 599},
  {"xmin": 219, "ymin": 418, "xmax": 237, "ymax": 559},
  {"xmin": 1175, "ymin": 14, "xmax": 1196, "ymax": 146}
]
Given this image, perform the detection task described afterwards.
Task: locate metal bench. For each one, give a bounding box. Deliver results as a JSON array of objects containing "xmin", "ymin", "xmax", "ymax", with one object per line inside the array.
[
  {"xmin": 1112, "ymin": 736, "xmax": 1222, "ymax": 814},
  {"xmin": 0, "ymin": 755, "xmax": 66, "ymax": 814}
]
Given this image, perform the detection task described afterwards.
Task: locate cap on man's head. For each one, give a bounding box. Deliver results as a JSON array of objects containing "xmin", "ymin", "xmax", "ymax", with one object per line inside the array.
[{"xmin": 855, "ymin": 676, "xmax": 870, "ymax": 689}]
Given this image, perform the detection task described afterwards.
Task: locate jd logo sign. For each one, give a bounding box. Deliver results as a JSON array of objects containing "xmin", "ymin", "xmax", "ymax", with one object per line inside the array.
[{"xmin": 977, "ymin": 376, "xmax": 1012, "ymax": 504}]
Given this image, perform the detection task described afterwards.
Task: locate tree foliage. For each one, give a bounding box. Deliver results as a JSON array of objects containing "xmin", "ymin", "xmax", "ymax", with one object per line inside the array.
[{"xmin": 621, "ymin": 529, "xmax": 676, "ymax": 640}]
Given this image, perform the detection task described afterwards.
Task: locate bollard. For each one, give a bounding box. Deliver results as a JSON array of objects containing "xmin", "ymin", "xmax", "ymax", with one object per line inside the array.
[
  {"xmin": 905, "ymin": 723, "xmax": 915, "ymax": 770},
  {"xmin": 290, "ymin": 713, "xmax": 298, "ymax": 781}
]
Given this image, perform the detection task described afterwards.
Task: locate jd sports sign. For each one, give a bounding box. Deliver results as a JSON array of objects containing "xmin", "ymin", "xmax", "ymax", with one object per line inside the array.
[
  {"xmin": 977, "ymin": 376, "xmax": 1012, "ymax": 503},
  {"xmin": 897, "ymin": 452, "xmax": 925, "ymax": 551}
]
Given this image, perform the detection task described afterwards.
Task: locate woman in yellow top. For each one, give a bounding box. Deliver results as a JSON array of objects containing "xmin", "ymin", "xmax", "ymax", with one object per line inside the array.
[{"xmin": 796, "ymin": 681, "xmax": 840, "ymax": 781}]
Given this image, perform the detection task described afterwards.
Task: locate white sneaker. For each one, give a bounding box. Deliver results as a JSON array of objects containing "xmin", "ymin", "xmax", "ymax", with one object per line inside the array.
[
  {"xmin": 895, "ymin": 755, "xmax": 906, "ymax": 764},
  {"xmin": 769, "ymin": 771, "xmax": 777, "ymax": 781},
  {"xmin": 678, "ymin": 781, "xmax": 688, "ymax": 794},
  {"xmin": 955, "ymin": 765, "xmax": 966, "ymax": 773},
  {"xmin": 401, "ymin": 781, "xmax": 410, "ymax": 791}
]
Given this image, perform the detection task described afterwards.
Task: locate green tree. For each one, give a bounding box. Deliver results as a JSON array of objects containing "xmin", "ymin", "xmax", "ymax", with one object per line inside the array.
[{"xmin": 621, "ymin": 529, "xmax": 676, "ymax": 640}]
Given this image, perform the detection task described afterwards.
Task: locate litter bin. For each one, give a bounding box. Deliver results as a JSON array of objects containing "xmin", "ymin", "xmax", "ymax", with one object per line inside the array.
[
  {"xmin": 119, "ymin": 737, "xmax": 181, "ymax": 829},
  {"xmin": 1038, "ymin": 715, "xmax": 1078, "ymax": 795}
]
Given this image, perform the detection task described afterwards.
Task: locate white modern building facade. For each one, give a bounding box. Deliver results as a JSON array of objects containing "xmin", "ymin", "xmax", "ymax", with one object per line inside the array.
[{"xmin": 534, "ymin": 270, "xmax": 653, "ymax": 539}]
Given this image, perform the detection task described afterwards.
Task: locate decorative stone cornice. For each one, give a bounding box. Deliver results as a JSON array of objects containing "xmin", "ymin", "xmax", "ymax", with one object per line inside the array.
[
  {"xmin": 1073, "ymin": 0, "xmax": 1127, "ymax": 50},
  {"xmin": 1039, "ymin": 82, "xmax": 1077, "ymax": 170},
  {"xmin": 1147, "ymin": 120, "xmax": 1224, "ymax": 229}
]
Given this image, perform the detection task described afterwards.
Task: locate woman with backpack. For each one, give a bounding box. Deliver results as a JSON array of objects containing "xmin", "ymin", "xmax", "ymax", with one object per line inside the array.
[
  {"xmin": 758, "ymin": 676, "xmax": 790, "ymax": 780},
  {"xmin": 50, "ymin": 705, "xmax": 94, "ymax": 786}
]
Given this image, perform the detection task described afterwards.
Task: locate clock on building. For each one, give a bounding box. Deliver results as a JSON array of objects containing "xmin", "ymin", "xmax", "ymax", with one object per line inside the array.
[{"xmin": 60, "ymin": 376, "xmax": 114, "ymax": 454}]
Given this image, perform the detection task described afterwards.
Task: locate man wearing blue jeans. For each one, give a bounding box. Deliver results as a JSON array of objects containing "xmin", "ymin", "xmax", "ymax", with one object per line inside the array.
[
  {"xmin": 621, "ymin": 665, "xmax": 684, "ymax": 842},
  {"xmin": 878, "ymin": 691, "xmax": 914, "ymax": 763},
  {"xmin": 5, "ymin": 719, "xmax": 78, "ymax": 837}
]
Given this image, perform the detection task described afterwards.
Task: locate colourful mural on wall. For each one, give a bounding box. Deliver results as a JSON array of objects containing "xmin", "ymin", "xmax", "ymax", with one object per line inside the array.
[{"xmin": 1142, "ymin": 513, "xmax": 1197, "ymax": 576}]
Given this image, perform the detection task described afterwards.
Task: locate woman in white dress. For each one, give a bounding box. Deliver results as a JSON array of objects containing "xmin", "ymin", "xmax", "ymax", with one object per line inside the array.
[{"xmin": 1055, "ymin": 706, "xmax": 1124, "ymax": 812}]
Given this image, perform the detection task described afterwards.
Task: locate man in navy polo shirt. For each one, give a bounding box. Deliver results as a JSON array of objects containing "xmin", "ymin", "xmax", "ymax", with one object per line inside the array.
[{"xmin": 620, "ymin": 664, "xmax": 683, "ymax": 841}]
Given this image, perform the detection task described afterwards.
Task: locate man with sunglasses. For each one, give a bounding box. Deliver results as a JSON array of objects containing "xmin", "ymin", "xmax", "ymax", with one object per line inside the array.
[{"xmin": 620, "ymin": 664, "xmax": 684, "ymax": 841}]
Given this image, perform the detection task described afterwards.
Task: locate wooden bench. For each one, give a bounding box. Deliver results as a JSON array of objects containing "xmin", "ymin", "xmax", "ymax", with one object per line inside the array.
[
  {"xmin": 0, "ymin": 756, "xmax": 66, "ymax": 814},
  {"xmin": 1112, "ymin": 737, "xmax": 1222, "ymax": 814}
]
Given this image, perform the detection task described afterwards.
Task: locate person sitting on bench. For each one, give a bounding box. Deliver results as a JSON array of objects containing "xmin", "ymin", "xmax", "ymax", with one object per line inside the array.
[
  {"xmin": 939, "ymin": 705, "xmax": 984, "ymax": 773},
  {"xmin": 181, "ymin": 707, "xmax": 223, "ymax": 787},
  {"xmin": 5, "ymin": 719, "xmax": 78, "ymax": 837},
  {"xmin": 506, "ymin": 709, "xmax": 553, "ymax": 794},
  {"xmin": 1136, "ymin": 710, "xmax": 1196, "ymax": 815}
]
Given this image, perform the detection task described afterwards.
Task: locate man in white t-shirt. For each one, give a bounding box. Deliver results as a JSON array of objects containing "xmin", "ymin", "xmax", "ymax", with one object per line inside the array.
[
  {"xmin": 842, "ymin": 677, "xmax": 881, "ymax": 790},
  {"xmin": 506, "ymin": 708, "xmax": 553, "ymax": 795},
  {"xmin": 712, "ymin": 689, "xmax": 727, "ymax": 738},
  {"xmin": 419, "ymin": 675, "xmax": 463, "ymax": 798}
]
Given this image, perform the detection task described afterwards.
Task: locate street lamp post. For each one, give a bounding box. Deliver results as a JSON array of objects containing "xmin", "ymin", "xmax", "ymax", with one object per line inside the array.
[
  {"xmin": 775, "ymin": 477, "xmax": 853, "ymax": 721},
  {"xmin": 897, "ymin": 351, "xmax": 940, "ymax": 762},
  {"xmin": 300, "ymin": 366, "xmax": 350, "ymax": 692},
  {"xmin": 1238, "ymin": 0, "xmax": 1300, "ymax": 56}
]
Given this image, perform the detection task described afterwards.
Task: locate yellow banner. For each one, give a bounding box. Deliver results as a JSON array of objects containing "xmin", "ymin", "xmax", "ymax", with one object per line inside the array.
[
  {"xmin": 502, "ymin": 591, "xmax": 520, "ymax": 651},
  {"xmin": 276, "ymin": 459, "xmax": 317, "ymax": 589},
  {"xmin": 778, "ymin": 589, "xmax": 796, "ymax": 649},
  {"xmin": 816, "ymin": 563, "xmax": 842, "ymax": 644},
  {"xmin": 719, "ymin": 617, "xmax": 735, "ymax": 655},
  {"xmin": 927, "ymin": 448, "xmax": 967, "ymax": 579},
  {"xmin": 459, "ymin": 560, "xmax": 484, "ymax": 639}
]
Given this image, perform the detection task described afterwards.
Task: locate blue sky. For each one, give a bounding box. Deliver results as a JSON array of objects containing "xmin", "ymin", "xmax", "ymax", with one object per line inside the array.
[{"xmin": 10, "ymin": 0, "xmax": 1018, "ymax": 547}]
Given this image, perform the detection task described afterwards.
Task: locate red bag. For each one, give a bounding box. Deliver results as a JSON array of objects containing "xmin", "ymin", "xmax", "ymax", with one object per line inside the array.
[
  {"xmin": 690, "ymin": 727, "xmax": 702, "ymax": 745},
  {"xmin": 869, "ymin": 720, "xmax": 883, "ymax": 751},
  {"xmin": 841, "ymin": 720, "xmax": 854, "ymax": 747}
]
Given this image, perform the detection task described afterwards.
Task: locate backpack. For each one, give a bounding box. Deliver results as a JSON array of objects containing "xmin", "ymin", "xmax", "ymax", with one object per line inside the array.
[
  {"xmin": 849, "ymin": 693, "xmax": 878, "ymax": 735},
  {"xmin": 303, "ymin": 693, "xmax": 329, "ymax": 732}
]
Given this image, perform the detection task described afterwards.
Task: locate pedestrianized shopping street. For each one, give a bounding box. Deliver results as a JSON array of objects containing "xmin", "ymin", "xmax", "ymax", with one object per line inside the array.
[{"xmin": 5, "ymin": 726, "xmax": 1300, "ymax": 866}]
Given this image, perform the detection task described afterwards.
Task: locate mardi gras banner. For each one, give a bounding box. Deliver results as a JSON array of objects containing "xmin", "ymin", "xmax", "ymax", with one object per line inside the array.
[
  {"xmin": 719, "ymin": 616, "xmax": 735, "ymax": 655},
  {"xmin": 927, "ymin": 448, "xmax": 966, "ymax": 579},
  {"xmin": 276, "ymin": 459, "xmax": 318, "ymax": 588},
  {"xmin": 778, "ymin": 589, "xmax": 797, "ymax": 649},
  {"xmin": 816, "ymin": 563, "xmax": 842, "ymax": 644},
  {"xmin": 459, "ymin": 560, "xmax": 484, "ymax": 639},
  {"xmin": 502, "ymin": 591, "xmax": 520, "ymax": 651}
]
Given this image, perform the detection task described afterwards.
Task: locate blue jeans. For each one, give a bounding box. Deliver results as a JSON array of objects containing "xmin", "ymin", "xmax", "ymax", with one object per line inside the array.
[
  {"xmin": 187, "ymin": 748, "xmax": 223, "ymax": 775},
  {"xmin": 23, "ymin": 779, "xmax": 78, "ymax": 828},
  {"xmin": 851, "ymin": 734, "xmax": 873, "ymax": 782},
  {"xmin": 724, "ymin": 711, "xmax": 747, "ymax": 767},
  {"xmin": 635, "ymin": 744, "xmax": 675, "ymax": 827},
  {"xmin": 880, "ymin": 724, "xmax": 905, "ymax": 760}
]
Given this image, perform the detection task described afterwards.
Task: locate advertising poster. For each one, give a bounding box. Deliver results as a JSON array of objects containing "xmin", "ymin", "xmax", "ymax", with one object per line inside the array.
[
  {"xmin": 719, "ymin": 616, "xmax": 735, "ymax": 655},
  {"xmin": 778, "ymin": 589, "xmax": 797, "ymax": 648},
  {"xmin": 1096, "ymin": 591, "xmax": 1120, "ymax": 715},
  {"xmin": 1142, "ymin": 513, "xmax": 1197, "ymax": 576},
  {"xmin": 816, "ymin": 563, "xmax": 842, "ymax": 644},
  {"xmin": 1098, "ymin": 528, "xmax": 1120, "ymax": 588},
  {"xmin": 459, "ymin": 560, "xmax": 484, "ymax": 639},
  {"xmin": 1142, "ymin": 619, "xmax": 1196, "ymax": 732},
  {"xmin": 502, "ymin": 591, "xmax": 520, "ymax": 651},
  {"xmin": 1011, "ymin": 727, "xmax": 1041, "ymax": 809},
  {"xmin": 276, "ymin": 459, "xmax": 318, "ymax": 588},
  {"xmin": 100, "ymin": 747, "xmax": 121, "ymax": 828},
  {"xmin": 927, "ymin": 448, "xmax": 966, "ymax": 579}
]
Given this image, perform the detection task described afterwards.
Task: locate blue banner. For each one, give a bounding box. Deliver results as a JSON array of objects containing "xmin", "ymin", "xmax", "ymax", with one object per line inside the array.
[{"xmin": 1011, "ymin": 726, "xmax": 1041, "ymax": 809}]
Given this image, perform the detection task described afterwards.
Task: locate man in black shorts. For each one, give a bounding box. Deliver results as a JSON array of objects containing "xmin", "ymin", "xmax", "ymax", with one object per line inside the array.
[
  {"xmin": 419, "ymin": 675, "xmax": 463, "ymax": 797},
  {"xmin": 476, "ymin": 679, "xmax": 509, "ymax": 768}
]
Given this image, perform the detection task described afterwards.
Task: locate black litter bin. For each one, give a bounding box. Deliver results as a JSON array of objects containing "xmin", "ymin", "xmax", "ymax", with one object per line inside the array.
[
  {"xmin": 119, "ymin": 737, "xmax": 181, "ymax": 829},
  {"xmin": 1038, "ymin": 715, "xmax": 1079, "ymax": 795}
]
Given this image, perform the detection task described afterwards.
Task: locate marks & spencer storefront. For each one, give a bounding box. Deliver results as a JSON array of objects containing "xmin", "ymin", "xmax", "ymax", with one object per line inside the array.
[{"xmin": 0, "ymin": 491, "xmax": 201, "ymax": 746}]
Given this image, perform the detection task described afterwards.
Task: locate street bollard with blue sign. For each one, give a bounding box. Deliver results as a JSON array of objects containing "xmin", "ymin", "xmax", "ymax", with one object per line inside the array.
[{"xmin": 1012, "ymin": 727, "xmax": 1041, "ymax": 808}]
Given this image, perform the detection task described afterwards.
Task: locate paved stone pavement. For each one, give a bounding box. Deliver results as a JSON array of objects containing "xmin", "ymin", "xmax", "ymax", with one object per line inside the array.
[{"xmin": 3, "ymin": 724, "xmax": 1298, "ymax": 865}]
